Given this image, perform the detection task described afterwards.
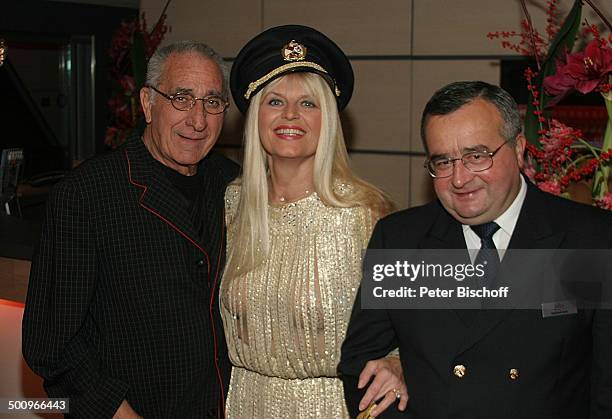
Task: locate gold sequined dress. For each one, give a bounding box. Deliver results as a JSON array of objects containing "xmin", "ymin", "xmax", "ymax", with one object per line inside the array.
[{"xmin": 221, "ymin": 183, "xmax": 374, "ymax": 418}]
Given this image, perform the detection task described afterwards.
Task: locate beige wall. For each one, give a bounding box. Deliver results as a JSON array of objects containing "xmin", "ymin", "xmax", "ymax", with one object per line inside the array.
[
  {"xmin": 140, "ymin": 0, "xmax": 610, "ymax": 209},
  {"xmin": 0, "ymin": 258, "xmax": 30, "ymax": 303}
]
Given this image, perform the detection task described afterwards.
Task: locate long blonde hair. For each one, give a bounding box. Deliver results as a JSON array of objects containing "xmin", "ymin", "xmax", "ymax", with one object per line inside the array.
[{"xmin": 225, "ymin": 73, "xmax": 392, "ymax": 277}]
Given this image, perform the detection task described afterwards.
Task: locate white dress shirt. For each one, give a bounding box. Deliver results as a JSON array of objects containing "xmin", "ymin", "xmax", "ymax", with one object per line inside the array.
[{"xmin": 463, "ymin": 176, "xmax": 527, "ymax": 261}]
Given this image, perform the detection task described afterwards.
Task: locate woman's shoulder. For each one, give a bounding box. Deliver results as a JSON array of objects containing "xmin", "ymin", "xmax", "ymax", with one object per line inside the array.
[
  {"xmin": 333, "ymin": 180, "xmax": 355, "ymax": 197},
  {"xmin": 224, "ymin": 181, "xmax": 242, "ymax": 219},
  {"xmin": 328, "ymin": 181, "xmax": 373, "ymax": 221}
]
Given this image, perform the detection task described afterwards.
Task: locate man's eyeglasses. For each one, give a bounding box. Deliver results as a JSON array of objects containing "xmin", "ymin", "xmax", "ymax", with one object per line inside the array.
[
  {"xmin": 424, "ymin": 141, "xmax": 509, "ymax": 178},
  {"xmin": 147, "ymin": 85, "xmax": 229, "ymax": 115}
]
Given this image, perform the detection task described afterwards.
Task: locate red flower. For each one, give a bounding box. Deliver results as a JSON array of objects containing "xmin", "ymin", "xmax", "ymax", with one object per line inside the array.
[
  {"xmin": 565, "ymin": 39, "xmax": 612, "ymax": 93},
  {"xmin": 544, "ymin": 39, "xmax": 612, "ymax": 101},
  {"xmin": 120, "ymin": 75, "xmax": 136, "ymax": 95},
  {"xmin": 542, "ymin": 60, "xmax": 576, "ymax": 99},
  {"xmin": 105, "ymin": 11, "xmax": 169, "ymax": 149},
  {"xmin": 104, "ymin": 127, "xmax": 119, "ymax": 147}
]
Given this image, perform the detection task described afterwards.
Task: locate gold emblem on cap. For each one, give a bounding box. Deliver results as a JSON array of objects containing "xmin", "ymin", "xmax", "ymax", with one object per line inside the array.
[{"xmin": 282, "ymin": 40, "xmax": 307, "ymax": 61}]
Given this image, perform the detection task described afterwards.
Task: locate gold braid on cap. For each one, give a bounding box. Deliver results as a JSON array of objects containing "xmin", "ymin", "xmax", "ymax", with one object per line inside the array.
[{"xmin": 244, "ymin": 61, "xmax": 341, "ymax": 100}]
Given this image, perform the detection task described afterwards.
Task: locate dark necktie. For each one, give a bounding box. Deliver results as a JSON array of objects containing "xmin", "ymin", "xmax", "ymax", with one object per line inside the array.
[{"xmin": 471, "ymin": 222, "xmax": 501, "ymax": 288}]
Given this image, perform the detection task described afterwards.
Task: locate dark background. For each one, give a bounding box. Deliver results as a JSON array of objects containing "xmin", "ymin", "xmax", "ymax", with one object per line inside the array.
[{"xmin": 1, "ymin": 0, "xmax": 138, "ymax": 178}]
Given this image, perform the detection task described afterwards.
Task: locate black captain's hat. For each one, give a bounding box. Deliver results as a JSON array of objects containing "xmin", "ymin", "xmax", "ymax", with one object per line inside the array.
[{"xmin": 230, "ymin": 25, "xmax": 354, "ymax": 114}]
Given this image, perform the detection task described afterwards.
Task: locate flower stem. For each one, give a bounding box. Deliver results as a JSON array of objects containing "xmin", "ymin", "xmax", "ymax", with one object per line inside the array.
[
  {"xmin": 574, "ymin": 137, "xmax": 600, "ymax": 157},
  {"xmin": 582, "ymin": 0, "xmax": 612, "ymax": 32},
  {"xmin": 564, "ymin": 154, "xmax": 591, "ymax": 173},
  {"xmin": 152, "ymin": 0, "xmax": 172, "ymax": 34},
  {"xmin": 592, "ymin": 96, "xmax": 612, "ymax": 199},
  {"xmin": 519, "ymin": 0, "xmax": 541, "ymax": 70}
]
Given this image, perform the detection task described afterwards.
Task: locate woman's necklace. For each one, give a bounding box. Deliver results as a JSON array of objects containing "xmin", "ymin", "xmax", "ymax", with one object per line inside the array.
[{"xmin": 271, "ymin": 187, "xmax": 313, "ymax": 204}]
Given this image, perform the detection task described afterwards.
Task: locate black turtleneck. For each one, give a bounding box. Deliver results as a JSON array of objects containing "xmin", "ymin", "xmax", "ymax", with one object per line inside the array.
[{"xmin": 154, "ymin": 160, "xmax": 208, "ymax": 240}]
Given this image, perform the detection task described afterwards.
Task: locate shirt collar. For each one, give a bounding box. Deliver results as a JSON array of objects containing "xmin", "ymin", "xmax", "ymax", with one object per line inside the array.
[
  {"xmin": 461, "ymin": 175, "xmax": 527, "ymax": 237},
  {"xmin": 495, "ymin": 175, "xmax": 527, "ymax": 237}
]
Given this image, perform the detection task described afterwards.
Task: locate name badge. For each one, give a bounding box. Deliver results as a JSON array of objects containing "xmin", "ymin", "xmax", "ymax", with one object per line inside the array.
[{"xmin": 541, "ymin": 300, "xmax": 577, "ymax": 318}]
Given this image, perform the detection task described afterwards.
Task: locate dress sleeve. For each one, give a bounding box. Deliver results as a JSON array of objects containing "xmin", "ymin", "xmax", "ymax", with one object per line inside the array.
[
  {"xmin": 22, "ymin": 178, "xmax": 128, "ymax": 418},
  {"xmin": 591, "ymin": 308, "xmax": 612, "ymax": 416}
]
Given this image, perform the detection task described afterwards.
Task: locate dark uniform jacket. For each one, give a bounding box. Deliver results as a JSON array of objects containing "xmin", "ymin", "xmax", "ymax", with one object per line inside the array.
[
  {"xmin": 22, "ymin": 135, "xmax": 239, "ymax": 418},
  {"xmin": 339, "ymin": 182, "xmax": 612, "ymax": 419}
]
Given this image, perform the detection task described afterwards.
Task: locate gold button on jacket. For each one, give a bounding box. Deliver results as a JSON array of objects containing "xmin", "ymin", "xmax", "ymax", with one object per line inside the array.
[
  {"xmin": 453, "ymin": 364, "xmax": 467, "ymax": 378},
  {"xmin": 509, "ymin": 368, "xmax": 519, "ymax": 380}
]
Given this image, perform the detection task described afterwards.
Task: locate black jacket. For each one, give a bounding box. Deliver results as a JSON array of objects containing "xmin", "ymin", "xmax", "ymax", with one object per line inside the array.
[
  {"xmin": 22, "ymin": 135, "xmax": 239, "ymax": 418},
  {"xmin": 339, "ymin": 182, "xmax": 612, "ymax": 419}
]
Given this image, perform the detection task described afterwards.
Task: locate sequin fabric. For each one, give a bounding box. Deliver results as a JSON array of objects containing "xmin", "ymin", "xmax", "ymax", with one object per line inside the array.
[{"xmin": 221, "ymin": 183, "xmax": 374, "ymax": 418}]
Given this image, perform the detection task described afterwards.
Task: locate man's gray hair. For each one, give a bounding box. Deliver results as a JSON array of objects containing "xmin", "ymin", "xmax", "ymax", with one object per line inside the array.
[
  {"xmin": 420, "ymin": 81, "xmax": 522, "ymax": 152},
  {"xmin": 145, "ymin": 40, "xmax": 229, "ymax": 100}
]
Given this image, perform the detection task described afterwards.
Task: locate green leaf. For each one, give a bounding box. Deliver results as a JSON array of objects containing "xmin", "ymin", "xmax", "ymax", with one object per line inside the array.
[
  {"xmin": 131, "ymin": 30, "xmax": 147, "ymax": 90},
  {"xmin": 524, "ymin": 0, "xmax": 582, "ymax": 145}
]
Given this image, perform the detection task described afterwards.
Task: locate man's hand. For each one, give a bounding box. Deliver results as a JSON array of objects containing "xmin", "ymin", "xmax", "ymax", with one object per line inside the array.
[
  {"xmin": 357, "ymin": 356, "xmax": 408, "ymax": 416},
  {"xmin": 113, "ymin": 400, "xmax": 143, "ymax": 419}
]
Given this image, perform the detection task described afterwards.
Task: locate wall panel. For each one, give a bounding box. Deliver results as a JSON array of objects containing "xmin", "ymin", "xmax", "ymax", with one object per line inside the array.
[
  {"xmin": 218, "ymin": 97, "xmax": 245, "ymax": 146},
  {"xmin": 410, "ymin": 155, "xmax": 435, "ymax": 207},
  {"xmin": 410, "ymin": 59, "xmax": 501, "ymax": 152},
  {"xmin": 140, "ymin": 0, "xmax": 262, "ymax": 57},
  {"xmin": 0, "ymin": 258, "xmax": 30, "ymax": 303},
  {"xmin": 263, "ymin": 0, "xmax": 412, "ymax": 55},
  {"xmin": 344, "ymin": 60, "xmax": 412, "ymax": 152},
  {"xmin": 349, "ymin": 153, "xmax": 412, "ymax": 209},
  {"xmin": 413, "ymin": 0, "xmax": 611, "ymax": 56}
]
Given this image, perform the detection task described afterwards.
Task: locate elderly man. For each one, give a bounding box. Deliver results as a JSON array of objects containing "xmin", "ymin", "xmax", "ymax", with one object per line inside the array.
[
  {"xmin": 339, "ymin": 81, "xmax": 612, "ymax": 418},
  {"xmin": 23, "ymin": 41, "xmax": 238, "ymax": 418}
]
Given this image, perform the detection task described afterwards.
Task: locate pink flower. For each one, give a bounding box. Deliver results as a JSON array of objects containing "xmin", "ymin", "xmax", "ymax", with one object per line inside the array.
[
  {"xmin": 538, "ymin": 119, "xmax": 577, "ymax": 166},
  {"xmin": 544, "ymin": 39, "xmax": 612, "ymax": 101},
  {"xmin": 522, "ymin": 155, "xmax": 537, "ymax": 181},
  {"xmin": 538, "ymin": 180, "xmax": 562, "ymax": 195},
  {"xmin": 594, "ymin": 192, "xmax": 612, "ymax": 210}
]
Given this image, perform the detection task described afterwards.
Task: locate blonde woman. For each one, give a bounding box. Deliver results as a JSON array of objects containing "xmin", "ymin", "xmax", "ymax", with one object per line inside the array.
[{"xmin": 221, "ymin": 25, "xmax": 407, "ymax": 418}]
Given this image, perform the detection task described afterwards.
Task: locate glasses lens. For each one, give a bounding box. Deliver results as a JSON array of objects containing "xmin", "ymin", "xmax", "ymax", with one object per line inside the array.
[
  {"xmin": 171, "ymin": 94, "xmax": 195, "ymax": 111},
  {"xmin": 203, "ymin": 96, "xmax": 226, "ymax": 115},
  {"xmin": 462, "ymin": 152, "xmax": 493, "ymax": 172},
  {"xmin": 428, "ymin": 159, "xmax": 453, "ymax": 178}
]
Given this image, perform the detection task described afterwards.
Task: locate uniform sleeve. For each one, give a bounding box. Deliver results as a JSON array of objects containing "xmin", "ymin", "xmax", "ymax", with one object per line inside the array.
[
  {"xmin": 338, "ymin": 220, "xmax": 400, "ymax": 416},
  {"xmin": 591, "ymin": 308, "xmax": 612, "ymax": 417},
  {"xmin": 22, "ymin": 179, "xmax": 128, "ymax": 418},
  {"xmin": 589, "ymin": 217, "xmax": 612, "ymax": 417}
]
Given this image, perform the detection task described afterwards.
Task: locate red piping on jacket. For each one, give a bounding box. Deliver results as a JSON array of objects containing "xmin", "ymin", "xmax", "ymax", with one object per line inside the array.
[
  {"xmin": 124, "ymin": 149, "xmax": 211, "ymax": 275},
  {"xmin": 125, "ymin": 149, "xmax": 226, "ymax": 415}
]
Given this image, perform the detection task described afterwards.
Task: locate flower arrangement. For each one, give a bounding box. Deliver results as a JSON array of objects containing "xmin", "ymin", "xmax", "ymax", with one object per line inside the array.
[
  {"xmin": 488, "ymin": 0, "xmax": 611, "ymax": 210},
  {"xmin": 104, "ymin": 3, "xmax": 171, "ymax": 149}
]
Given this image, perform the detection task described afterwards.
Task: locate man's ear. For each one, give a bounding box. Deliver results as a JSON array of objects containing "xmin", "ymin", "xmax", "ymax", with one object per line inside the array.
[
  {"xmin": 140, "ymin": 87, "xmax": 152, "ymax": 123},
  {"xmin": 514, "ymin": 134, "xmax": 527, "ymax": 169}
]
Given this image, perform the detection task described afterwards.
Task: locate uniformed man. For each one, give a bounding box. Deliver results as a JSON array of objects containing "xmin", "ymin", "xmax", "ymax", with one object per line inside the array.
[{"xmin": 339, "ymin": 81, "xmax": 612, "ymax": 418}]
